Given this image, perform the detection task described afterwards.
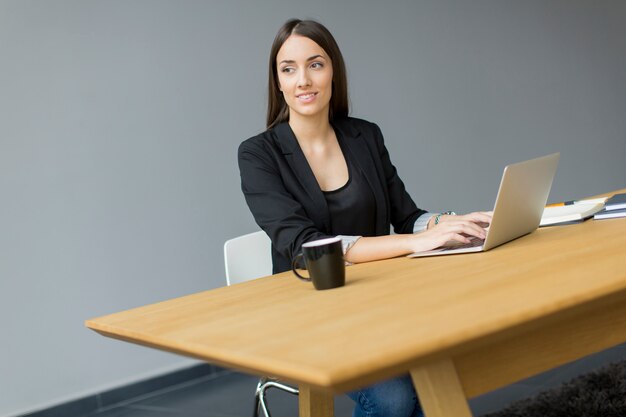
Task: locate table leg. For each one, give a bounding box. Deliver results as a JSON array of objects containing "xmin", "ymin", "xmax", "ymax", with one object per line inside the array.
[
  {"xmin": 298, "ymin": 384, "xmax": 334, "ymax": 417},
  {"xmin": 410, "ymin": 358, "xmax": 473, "ymax": 417}
]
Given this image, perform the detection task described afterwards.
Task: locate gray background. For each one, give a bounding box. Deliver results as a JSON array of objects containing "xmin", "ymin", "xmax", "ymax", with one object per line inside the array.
[{"xmin": 1, "ymin": 0, "xmax": 625, "ymax": 415}]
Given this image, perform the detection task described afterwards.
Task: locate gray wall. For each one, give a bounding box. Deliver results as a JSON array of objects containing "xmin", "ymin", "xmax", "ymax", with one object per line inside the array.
[{"xmin": 1, "ymin": 1, "xmax": 624, "ymax": 415}]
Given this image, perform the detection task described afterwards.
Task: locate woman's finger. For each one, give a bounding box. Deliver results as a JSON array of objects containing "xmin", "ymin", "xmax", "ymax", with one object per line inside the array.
[
  {"xmin": 435, "ymin": 222, "xmax": 485, "ymax": 241},
  {"xmin": 462, "ymin": 211, "xmax": 493, "ymax": 224}
]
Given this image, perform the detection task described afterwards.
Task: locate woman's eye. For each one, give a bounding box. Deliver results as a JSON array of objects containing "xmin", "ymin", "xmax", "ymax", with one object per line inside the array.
[
  {"xmin": 281, "ymin": 67, "xmax": 295, "ymax": 73},
  {"xmin": 311, "ymin": 62, "xmax": 324, "ymax": 69}
]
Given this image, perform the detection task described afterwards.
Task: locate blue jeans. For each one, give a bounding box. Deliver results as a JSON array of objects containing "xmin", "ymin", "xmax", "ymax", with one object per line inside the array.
[{"xmin": 347, "ymin": 374, "xmax": 424, "ymax": 417}]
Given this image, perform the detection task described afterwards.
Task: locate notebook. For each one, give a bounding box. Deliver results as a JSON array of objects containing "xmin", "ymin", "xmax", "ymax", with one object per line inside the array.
[{"xmin": 408, "ymin": 152, "xmax": 560, "ymax": 258}]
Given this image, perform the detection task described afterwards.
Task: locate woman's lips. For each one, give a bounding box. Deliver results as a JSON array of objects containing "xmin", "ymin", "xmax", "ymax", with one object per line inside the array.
[{"xmin": 297, "ymin": 92, "xmax": 318, "ymax": 103}]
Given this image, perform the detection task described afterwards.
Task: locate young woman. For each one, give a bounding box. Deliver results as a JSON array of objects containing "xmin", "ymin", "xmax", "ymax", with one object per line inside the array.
[{"xmin": 238, "ymin": 18, "xmax": 491, "ymax": 417}]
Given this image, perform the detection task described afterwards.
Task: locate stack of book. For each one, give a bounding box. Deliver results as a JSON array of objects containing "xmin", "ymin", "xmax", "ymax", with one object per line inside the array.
[
  {"xmin": 594, "ymin": 193, "xmax": 626, "ymax": 220},
  {"xmin": 540, "ymin": 198, "xmax": 606, "ymax": 226}
]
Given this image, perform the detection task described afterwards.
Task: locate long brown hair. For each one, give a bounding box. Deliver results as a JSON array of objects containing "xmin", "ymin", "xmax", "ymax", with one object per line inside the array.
[{"xmin": 266, "ymin": 19, "xmax": 349, "ymax": 129}]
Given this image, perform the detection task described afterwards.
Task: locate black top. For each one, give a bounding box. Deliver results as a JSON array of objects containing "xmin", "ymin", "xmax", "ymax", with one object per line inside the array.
[
  {"xmin": 322, "ymin": 134, "xmax": 377, "ymax": 237},
  {"xmin": 238, "ymin": 117, "xmax": 427, "ymax": 273}
]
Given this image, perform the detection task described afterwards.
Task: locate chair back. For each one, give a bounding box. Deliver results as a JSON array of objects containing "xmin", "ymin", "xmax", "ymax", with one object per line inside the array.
[{"xmin": 224, "ymin": 231, "xmax": 272, "ymax": 286}]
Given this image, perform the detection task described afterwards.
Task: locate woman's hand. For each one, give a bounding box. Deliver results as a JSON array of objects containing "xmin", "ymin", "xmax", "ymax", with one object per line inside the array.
[
  {"xmin": 343, "ymin": 211, "xmax": 493, "ymax": 263},
  {"xmin": 411, "ymin": 211, "xmax": 493, "ymax": 253}
]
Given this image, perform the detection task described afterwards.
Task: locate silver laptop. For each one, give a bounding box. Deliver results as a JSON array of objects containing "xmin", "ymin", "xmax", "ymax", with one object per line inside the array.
[{"xmin": 408, "ymin": 152, "xmax": 560, "ymax": 258}]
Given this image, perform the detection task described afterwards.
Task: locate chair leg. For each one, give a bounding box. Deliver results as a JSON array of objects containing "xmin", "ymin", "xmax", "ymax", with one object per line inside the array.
[
  {"xmin": 263, "ymin": 380, "xmax": 299, "ymax": 395},
  {"xmin": 253, "ymin": 377, "xmax": 265, "ymax": 417},
  {"xmin": 254, "ymin": 377, "xmax": 274, "ymax": 417},
  {"xmin": 258, "ymin": 384, "xmax": 272, "ymax": 417},
  {"xmin": 253, "ymin": 377, "xmax": 300, "ymax": 417}
]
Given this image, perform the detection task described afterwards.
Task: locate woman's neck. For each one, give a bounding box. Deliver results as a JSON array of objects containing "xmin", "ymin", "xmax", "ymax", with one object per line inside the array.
[{"xmin": 288, "ymin": 111, "xmax": 332, "ymax": 148}]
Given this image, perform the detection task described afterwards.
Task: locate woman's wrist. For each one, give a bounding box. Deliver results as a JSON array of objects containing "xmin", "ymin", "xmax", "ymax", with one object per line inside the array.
[
  {"xmin": 428, "ymin": 211, "xmax": 457, "ymax": 229},
  {"xmin": 345, "ymin": 233, "xmax": 426, "ymax": 263}
]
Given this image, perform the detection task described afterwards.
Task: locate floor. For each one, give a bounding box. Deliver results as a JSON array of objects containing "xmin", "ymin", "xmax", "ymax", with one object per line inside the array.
[
  {"xmin": 84, "ymin": 342, "xmax": 626, "ymax": 417},
  {"xmin": 85, "ymin": 370, "xmax": 354, "ymax": 417},
  {"xmin": 88, "ymin": 371, "xmax": 354, "ymax": 417}
]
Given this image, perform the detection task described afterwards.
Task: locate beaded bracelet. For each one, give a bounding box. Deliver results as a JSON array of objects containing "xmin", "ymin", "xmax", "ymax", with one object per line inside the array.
[{"xmin": 434, "ymin": 211, "xmax": 456, "ymax": 225}]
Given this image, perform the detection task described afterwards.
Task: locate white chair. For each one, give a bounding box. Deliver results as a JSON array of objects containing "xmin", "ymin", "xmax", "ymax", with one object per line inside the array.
[
  {"xmin": 223, "ymin": 231, "xmax": 299, "ymax": 417},
  {"xmin": 224, "ymin": 230, "xmax": 273, "ymax": 285}
]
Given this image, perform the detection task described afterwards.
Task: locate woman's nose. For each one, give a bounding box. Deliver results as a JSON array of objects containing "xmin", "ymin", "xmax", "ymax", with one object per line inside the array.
[{"xmin": 297, "ymin": 70, "xmax": 311, "ymax": 88}]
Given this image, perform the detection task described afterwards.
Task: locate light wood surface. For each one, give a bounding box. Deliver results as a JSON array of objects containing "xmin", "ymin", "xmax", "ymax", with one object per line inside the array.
[
  {"xmin": 411, "ymin": 359, "xmax": 472, "ymax": 417},
  {"xmin": 299, "ymin": 386, "xmax": 334, "ymax": 417},
  {"xmin": 87, "ymin": 189, "xmax": 626, "ymax": 416}
]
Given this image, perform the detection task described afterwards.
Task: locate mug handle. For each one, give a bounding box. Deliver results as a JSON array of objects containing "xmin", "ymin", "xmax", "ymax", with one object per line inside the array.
[{"xmin": 291, "ymin": 253, "xmax": 311, "ymax": 281}]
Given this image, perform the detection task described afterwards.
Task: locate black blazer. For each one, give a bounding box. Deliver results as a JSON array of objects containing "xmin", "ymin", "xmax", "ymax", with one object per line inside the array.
[{"xmin": 238, "ymin": 117, "xmax": 427, "ymax": 273}]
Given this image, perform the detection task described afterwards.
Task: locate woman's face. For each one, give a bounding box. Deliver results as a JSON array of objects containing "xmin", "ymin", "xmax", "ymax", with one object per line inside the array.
[{"xmin": 276, "ymin": 35, "xmax": 333, "ymax": 122}]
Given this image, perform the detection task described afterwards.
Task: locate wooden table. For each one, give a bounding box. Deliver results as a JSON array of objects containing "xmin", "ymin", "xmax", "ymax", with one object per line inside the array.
[{"xmin": 86, "ymin": 189, "xmax": 626, "ymax": 417}]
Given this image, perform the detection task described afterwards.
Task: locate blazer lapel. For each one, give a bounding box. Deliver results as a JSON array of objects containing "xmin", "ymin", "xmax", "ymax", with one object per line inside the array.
[{"xmin": 273, "ymin": 123, "xmax": 331, "ymax": 232}]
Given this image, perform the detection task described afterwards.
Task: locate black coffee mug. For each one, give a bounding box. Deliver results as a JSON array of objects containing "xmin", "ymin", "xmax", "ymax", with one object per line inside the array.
[{"xmin": 291, "ymin": 237, "xmax": 345, "ymax": 290}]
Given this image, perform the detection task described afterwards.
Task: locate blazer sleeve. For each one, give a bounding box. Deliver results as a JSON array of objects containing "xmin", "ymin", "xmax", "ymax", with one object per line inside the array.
[
  {"xmin": 238, "ymin": 138, "xmax": 330, "ymax": 264},
  {"xmin": 369, "ymin": 122, "xmax": 427, "ymax": 234}
]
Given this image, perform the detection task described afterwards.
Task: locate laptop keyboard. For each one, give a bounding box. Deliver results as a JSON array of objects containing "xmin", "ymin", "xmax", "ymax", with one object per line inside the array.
[{"xmin": 444, "ymin": 236, "xmax": 485, "ymax": 250}]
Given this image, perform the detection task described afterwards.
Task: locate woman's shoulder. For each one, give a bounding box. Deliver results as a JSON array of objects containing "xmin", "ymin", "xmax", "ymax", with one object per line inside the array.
[
  {"xmin": 238, "ymin": 123, "xmax": 298, "ymax": 164},
  {"xmin": 334, "ymin": 116, "xmax": 379, "ymax": 130},
  {"xmin": 241, "ymin": 128, "xmax": 272, "ymax": 147},
  {"xmin": 334, "ymin": 117, "xmax": 384, "ymax": 145},
  {"xmin": 239, "ymin": 127, "xmax": 279, "ymax": 155}
]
